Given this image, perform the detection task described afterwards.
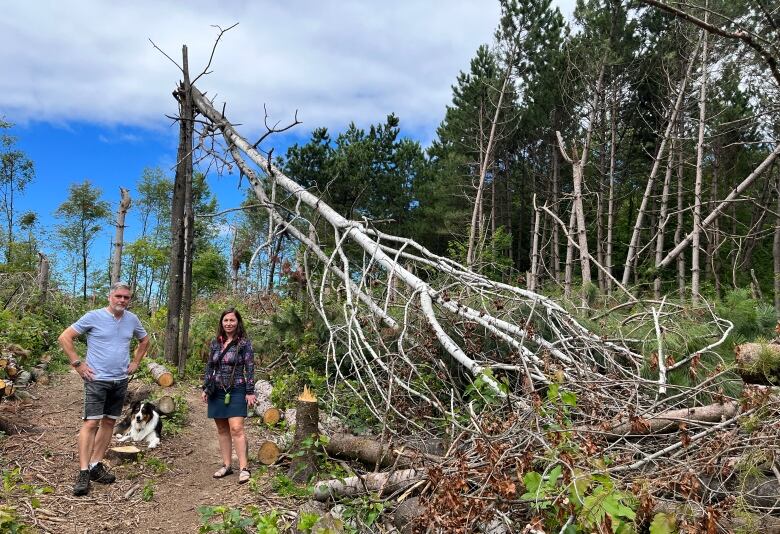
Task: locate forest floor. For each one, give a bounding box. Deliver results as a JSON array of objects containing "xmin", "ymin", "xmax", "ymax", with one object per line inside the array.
[{"xmin": 1, "ymin": 369, "xmax": 295, "ymax": 533}]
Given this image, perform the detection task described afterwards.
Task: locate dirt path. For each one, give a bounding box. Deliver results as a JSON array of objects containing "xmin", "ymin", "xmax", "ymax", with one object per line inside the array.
[{"xmin": 1, "ymin": 369, "xmax": 286, "ymax": 533}]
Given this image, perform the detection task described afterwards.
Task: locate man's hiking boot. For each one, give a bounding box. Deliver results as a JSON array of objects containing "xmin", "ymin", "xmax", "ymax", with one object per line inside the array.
[
  {"xmin": 73, "ymin": 469, "xmax": 90, "ymax": 496},
  {"xmin": 90, "ymin": 462, "xmax": 116, "ymax": 484}
]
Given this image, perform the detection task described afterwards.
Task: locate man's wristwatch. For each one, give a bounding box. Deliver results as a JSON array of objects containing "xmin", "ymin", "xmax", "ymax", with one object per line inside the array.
[{"xmin": 71, "ymin": 359, "xmax": 82, "ymax": 368}]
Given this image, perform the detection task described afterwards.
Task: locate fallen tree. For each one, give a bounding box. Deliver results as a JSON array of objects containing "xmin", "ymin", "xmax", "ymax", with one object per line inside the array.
[{"xmin": 172, "ymin": 63, "xmax": 768, "ymax": 531}]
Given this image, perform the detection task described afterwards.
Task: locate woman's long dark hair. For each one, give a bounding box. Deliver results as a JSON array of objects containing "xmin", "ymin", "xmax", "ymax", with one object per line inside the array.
[{"xmin": 217, "ymin": 308, "xmax": 247, "ymax": 342}]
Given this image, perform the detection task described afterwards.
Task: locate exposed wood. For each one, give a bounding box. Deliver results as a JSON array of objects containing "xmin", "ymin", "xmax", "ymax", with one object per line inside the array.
[
  {"xmin": 263, "ymin": 407, "xmax": 282, "ymax": 426},
  {"xmin": 288, "ymin": 386, "xmax": 319, "ymax": 483},
  {"xmin": 313, "ymin": 468, "xmax": 421, "ymax": 501},
  {"xmin": 257, "ymin": 441, "xmax": 282, "ymax": 465},
  {"xmin": 106, "ymin": 445, "xmax": 141, "ymax": 462},
  {"xmin": 146, "ymin": 361, "xmax": 174, "ymax": 387}
]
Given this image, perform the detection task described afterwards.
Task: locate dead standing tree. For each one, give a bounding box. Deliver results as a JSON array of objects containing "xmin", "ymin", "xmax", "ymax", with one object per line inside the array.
[{"xmin": 110, "ymin": 187, "xmax": 131, "ymax": 285}]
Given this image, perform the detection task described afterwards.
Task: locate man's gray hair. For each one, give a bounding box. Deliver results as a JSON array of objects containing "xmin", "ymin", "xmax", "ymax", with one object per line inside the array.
[{"xmin": 110, "ymin": 281, "xmax": 132, "ymax": 293}]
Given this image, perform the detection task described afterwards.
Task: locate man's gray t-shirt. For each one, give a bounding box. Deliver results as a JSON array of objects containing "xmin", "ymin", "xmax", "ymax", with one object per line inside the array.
[{"xmin": 71, "ymin": 309, "xmax": 147, "ymax": 380}]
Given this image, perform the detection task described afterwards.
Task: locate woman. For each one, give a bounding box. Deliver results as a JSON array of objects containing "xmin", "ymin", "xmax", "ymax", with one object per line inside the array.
[{"xmin": 202, "ymin": 308, "xmax": 256, "ymax": 483}]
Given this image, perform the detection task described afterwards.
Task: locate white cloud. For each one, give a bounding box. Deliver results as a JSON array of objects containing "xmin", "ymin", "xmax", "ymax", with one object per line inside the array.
[{"xmin": 1, "ymin": 0, "xmax": 575, "ymax": 140}]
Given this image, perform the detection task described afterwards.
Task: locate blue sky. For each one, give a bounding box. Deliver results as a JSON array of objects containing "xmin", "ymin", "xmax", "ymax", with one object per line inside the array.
[{"xmin": 1, "ymin": 0, "xmax": 575, "ymax": 276}]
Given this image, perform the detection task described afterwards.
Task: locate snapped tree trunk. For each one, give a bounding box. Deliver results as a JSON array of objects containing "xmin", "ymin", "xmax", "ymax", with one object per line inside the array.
[
  {"xmin": 288, "ymin": 386, "xmax": 319, "ymax": 483},
  {"xmin": 165, "ymin": 45, "xmax": 194, "ymax": 366},
  {"xmin": 110, "ymin": 187, "xmax": 132, "ymax": 285}
]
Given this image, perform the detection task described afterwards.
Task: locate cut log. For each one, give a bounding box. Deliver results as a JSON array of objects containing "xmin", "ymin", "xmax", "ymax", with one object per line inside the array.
[
  {"xmin": 107, "ymin": 445, "xmax": 141, "ymax": 462},
  {"xmin": 5, "ymin": 366, "xmax": 18, "ymax": 378},
  {"xmin": 156, "ymin": 395, "xmax": 176, "ymax": 415},
  {"xmin": 313, "ymin": 468, "xmax": 421, "ymax": 501},
  {"xmin": 288, "ymin": 386, "xmax": 319, "ymax": 483},
  {"xmin": 326, "ymin": 432, "xmax": 414, "ymax": 469},
  {"xmin": 735, "ymin": 342, "xmax": 780, "ymax": 384},
  {"xmin": 258, "ymin": 441, "xmax": 282, "ymax": 465},
  {"xmin": 263, "ymin": 407, "xmax": 283, "ymax": 426},
  {"xmin": 594, "ymin": 401, "xmax": 740, "ymax": 440},
  {"xmin": 3, "ymin": 381, "xmax": 14, "ymax": 397},
  {"xmin": 146, "ymin": 361, "xmax": 174, "ymax": 387}
]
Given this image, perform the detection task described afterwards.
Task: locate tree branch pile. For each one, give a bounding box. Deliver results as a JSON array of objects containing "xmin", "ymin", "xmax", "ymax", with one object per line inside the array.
[{"xmin": 188, "ymin": 84, "xmax": 780, "ymax": 531}]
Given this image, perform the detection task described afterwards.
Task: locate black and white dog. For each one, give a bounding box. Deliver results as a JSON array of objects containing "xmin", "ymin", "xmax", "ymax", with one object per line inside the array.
[{"xmin": 115, "ymin": 401, "xmax": 162, "ymax": 449}]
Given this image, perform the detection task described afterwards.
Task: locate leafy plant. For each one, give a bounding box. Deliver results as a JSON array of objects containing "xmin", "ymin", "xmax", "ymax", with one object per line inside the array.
[
  {"xmin": 0, "ymin": 505, "xmax": 29, "ymax": 533},
  {"xmin": 141, "ymin": 480, "xmax": 155, "ymax": 502},
  {"xmin": 198, "ymin": 505, "xmax": 253, "ymax": 533}
]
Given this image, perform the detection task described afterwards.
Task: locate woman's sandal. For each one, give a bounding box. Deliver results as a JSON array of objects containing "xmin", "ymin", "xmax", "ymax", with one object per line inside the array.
[
  {"xmin": 213, "ymin": 465, "xmax": 233, "ymax": 479},
  {"xmin": 238, "ymin": 468, "xmax": 251, "ymax": 484}
]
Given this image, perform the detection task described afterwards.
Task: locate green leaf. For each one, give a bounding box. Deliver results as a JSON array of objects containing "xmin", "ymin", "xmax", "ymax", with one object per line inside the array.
[
  {"xmin": 561, "ymin": 390, "xmax": 577, "ymax": 407},
  {"xmin": 547, "ymin": 465, "xmax": 563, "ymax": 487},
  {"xmin": 523, "ymin": 471, "xmax": 542, "ymax": 494},
  {"xmin": 649, "ymin": 512, "xmax": 676, "ymax": 534}
]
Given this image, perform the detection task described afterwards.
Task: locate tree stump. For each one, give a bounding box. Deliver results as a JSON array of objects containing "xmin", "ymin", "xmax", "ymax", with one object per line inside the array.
[
  {"xmin": 146, "ymin": 361, "xmax": 174, "ymax": 387},
  {"xmin": 107, "ymin": 446, "xmax": 141, "ymax": 462},
  {"xmin": 288, "ymin": 386, "xmax": 319, "ymax": 483},
  {"xmin": 394, "ymin": 497, "xmax": 424, "ymax": 534},
  {"xmin": 735, "ymin": 342, "xmax": 780, "ymax": 385},
  {"xmin": 156, "ymin": 395, "xmax": 176, "ymax": 415}
]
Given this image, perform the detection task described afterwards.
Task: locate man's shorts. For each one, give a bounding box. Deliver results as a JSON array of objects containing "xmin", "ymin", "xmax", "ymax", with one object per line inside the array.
[{"xmin": 83, "ymin": 378, "xmax": 128, "ymax": 420}]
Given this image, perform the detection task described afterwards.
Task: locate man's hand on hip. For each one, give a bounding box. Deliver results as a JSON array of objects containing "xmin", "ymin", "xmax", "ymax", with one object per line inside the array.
[
  {"xmin": 127, "ymin": 360, "xmax": 140, "ymax": 375},
  {"xmin": 78, "ymin": 365, "xmax": 95, "ymax": 381}
]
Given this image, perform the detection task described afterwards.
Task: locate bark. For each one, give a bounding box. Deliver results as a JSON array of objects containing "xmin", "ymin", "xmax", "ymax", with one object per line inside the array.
[
  {"xmin": 691, "ymin": 26, "xmax": 709, "ymax": 304},
  {"xmin": 606, "ymin": 83, "xmax": 617, "ymax": 294},
  {"xmin": 288, "ymin": 387, "xmax": 319, "ymax": 483},
  {"xmin": 110, "ymin": 187, "xmax": 131, "ymax": 285},
  {"xmin": 775, "ymin": 175, "xmax": 780, "ymax": 317},
  {"xmin": 178, "ymin": 154, "xmax": 195, "ymax": 377},
  {"xmin": 551, "ymin": 143, "xmax": 561, "ymax": 282},
  {"xmin": 164, "ymin": 45, "xmax": 192, "ymax": 365},
  {"xmin": 529, "ymin": 203, "xmax": 541, "ymax": 292},
  {"xmin": 36, "ymin": 252, "xmax": 49, "ymax": 307},
  {"xmin": 146, "ymin": 361, "xmax": 174, "ymax": 387},
  {"xmin": 156, "ymin": 395, "xmax": 175, "ymax": 415},
  {"xmin": 594, "ymin": 401, "xmax": 739, "ymax": 440},
  {"xmin": 654, "ymin": 149, "xmax": 675, "ymax": 298},
  {"xmin": 313, "ymin": 469, "xmax": 421, "ymax": 501},
  {"xmin": 563, "ymin": 205, "xmax": 576, "ymax": 300},
  {"xmin": 675, "ymin": 120, "xmax": 686, "ymax": 298},
  {"xmin": 324, "ymin": 432, "xmax": 431, "ymax": 470}
]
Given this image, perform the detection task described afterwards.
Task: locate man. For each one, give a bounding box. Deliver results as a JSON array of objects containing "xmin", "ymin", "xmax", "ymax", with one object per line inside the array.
[{"xmin": 58, "ymin": 281, "xmax": 149, "ymax": 496}]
